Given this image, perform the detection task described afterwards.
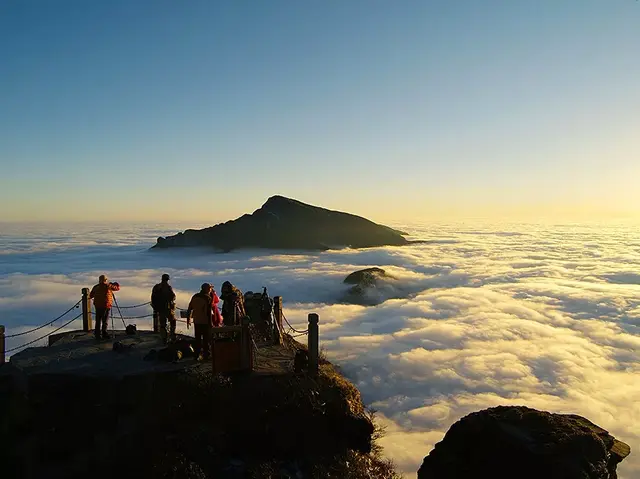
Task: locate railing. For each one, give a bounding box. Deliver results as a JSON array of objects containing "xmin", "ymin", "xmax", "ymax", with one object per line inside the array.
[{"xmin": 0, "ymin": 289, "xmax": 320, "ymax": 375}]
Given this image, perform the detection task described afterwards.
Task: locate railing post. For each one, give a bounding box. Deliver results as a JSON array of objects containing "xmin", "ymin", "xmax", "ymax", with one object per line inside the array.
[
  {"xmin": 0, "ymin": 325, "xmax": 5, "ymax": 365},
  {"xmin": 81, "ymin": 288, "xmax": 92, "ymax": 332},
  {"xmin": 273, "ymin": 296, "xmax": 283, "ymax": 345},
  {"xmin": 308, "ymin": 313, "xmax": 319, "ymax": 376}
]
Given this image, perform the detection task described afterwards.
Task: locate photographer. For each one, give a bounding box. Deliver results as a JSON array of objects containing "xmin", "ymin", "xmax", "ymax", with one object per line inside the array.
[{"xmin": 90, "ymin": 274, "xmax": 120, "ymax": 340}]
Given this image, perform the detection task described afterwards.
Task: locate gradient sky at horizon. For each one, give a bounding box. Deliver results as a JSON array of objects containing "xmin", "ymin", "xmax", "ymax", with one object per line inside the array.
[{"xmin": 1, "ymin": 0, "xmax": 639, "ymax": 223}]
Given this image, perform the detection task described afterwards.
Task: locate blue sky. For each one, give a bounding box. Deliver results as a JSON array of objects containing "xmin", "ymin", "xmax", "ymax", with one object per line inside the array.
[{"xmin": 1, "ymin": 0, "xmax": 639, "ymax": 222}]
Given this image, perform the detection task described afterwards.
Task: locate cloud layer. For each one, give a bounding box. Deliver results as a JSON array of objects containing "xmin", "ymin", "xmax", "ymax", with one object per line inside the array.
[{"xmin": 1, "ymin": 221, "xmax": 639, "ymax": 477}]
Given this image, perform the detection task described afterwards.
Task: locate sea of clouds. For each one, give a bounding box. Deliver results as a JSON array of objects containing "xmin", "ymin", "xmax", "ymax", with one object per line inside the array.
[{"xmin": 1, "ymin": 220, "xmax": 639, "ymax": 477}]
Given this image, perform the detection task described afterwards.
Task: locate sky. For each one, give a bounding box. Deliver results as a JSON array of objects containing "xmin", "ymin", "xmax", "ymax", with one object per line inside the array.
[{"xmin": 0, "ymin": 0, "xmax": 639, "ymax": 223}]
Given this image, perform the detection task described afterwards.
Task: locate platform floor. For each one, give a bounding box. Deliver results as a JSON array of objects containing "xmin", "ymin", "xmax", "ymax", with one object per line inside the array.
[{"xmin": 8, "ymin": 329, "xmax": 297, "ymax": 377}]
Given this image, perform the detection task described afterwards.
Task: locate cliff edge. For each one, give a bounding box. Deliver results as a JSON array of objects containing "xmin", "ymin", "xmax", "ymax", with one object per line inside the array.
[
  {"xmin": 0, "ymin": 332, "xmax": 399, "ymax": 479},
  {"xmin": 153, "ymin": 195, "xmax": 410, "ymax": 251}
]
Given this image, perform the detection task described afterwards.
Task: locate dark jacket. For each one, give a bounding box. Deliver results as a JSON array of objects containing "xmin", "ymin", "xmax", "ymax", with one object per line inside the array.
[
  {"xmin": 151, "ymin": 282, "xmax": 176, "ymax": 314},
  {"xmin": 220, "ymin": 282, "xmax": 246, "ymax": 326}
]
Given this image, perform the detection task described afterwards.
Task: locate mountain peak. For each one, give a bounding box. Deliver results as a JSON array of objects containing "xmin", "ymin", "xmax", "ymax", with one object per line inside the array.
[
  {"xmin": 261, "ymin": 195, "xmax": 303, "ymax": 210},
  {"xmin": 154, "ymin": 195, "xmax": 410, "ymax": 251}
]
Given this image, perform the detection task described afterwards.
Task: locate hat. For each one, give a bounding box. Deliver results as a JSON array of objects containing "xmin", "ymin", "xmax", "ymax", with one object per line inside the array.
[
  {"xmin": 162, "ymin": 273, "xmax": 170, "ymax": 281},
  {"xmin": 201, "ymin": 282, "xmax": 212, "ymax": 291}
]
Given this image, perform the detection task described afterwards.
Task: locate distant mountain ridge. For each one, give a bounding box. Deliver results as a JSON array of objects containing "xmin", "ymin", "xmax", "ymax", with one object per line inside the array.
[{"xmin": 153, "ymin": 195, "xmax": 412, "ymax": 251}]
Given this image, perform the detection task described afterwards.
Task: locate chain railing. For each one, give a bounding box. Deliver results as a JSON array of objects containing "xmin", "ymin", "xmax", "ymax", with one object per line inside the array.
[
  {"xmin": 116, "ymin": 301, "xmax": 151, "ymax": 309},
  {"xmin": 0, "ymin": 290, "xmax": 154, "ymax": 363},
  {"xmin": 4, "ymin": 312, "xmax": 83, "ymax": 354},
  {"xmin": 282, "ymin": 311, "xmax": 309, "ymax": 336},
  {"xmin": 4, "ymin": 300, "xmax": 81, "ymax": 339}
]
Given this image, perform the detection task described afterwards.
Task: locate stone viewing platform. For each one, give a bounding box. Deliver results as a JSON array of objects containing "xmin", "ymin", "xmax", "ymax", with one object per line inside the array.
[
  {"xmin": 7, "ymin": 329, "xmax": 301, "ymax": 378},
  {"xmin": 1, "ymin": 289, "xmax": 320, "ymax": 378}
]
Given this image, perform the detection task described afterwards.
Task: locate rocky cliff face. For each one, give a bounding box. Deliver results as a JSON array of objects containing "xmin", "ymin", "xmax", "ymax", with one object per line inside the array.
[
  {"xmin": 0, "ymin": 337, "xmax": 399, "ymax": 479},
  {"xmin": 418, "ymin": 406, "xmax": 631, "ymax": 479},
  {"xmin": 153, "ymin": 196, "xmax": 410, "ymax": 251}
]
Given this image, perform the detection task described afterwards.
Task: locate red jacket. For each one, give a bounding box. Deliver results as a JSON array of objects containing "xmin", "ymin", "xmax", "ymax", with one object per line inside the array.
[
  {"xmin": 90, "ymin": 282, "xmax": 120, "ymax": 309},
  {"xmin": 212, "ymin": 291, "xmax": 223, "ymax": 327}
]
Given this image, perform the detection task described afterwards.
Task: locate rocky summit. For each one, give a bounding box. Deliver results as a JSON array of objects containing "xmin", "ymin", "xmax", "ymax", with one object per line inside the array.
[
  {"xmin": 153, "ymin": 195, "xmax": 411, "ymax": 251},
  {"xmin": 343, "ymin": 267, "xmax": 393, "ymax": 286},
  {"xmin": 342, "ymin": 267, "xmax": 399, "ymax": 306},
  {"xmin": 417, "ymin": 405, "xmax": 631, "ymax": 479}
]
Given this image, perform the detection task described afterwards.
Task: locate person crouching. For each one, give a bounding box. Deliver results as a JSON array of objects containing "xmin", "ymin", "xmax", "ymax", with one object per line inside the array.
[{"xmin": 187, "ymin": 283, "xmax": 213, "ymax": 360}]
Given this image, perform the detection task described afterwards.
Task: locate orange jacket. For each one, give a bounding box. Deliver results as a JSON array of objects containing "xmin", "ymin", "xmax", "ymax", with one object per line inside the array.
[
  {"xmin": 187, "ymin": 292, "xmax": 212, "ymax": 325},
  {"xmin": 90, "ymin": 282, "xmax": 120, "ymax": 309}
]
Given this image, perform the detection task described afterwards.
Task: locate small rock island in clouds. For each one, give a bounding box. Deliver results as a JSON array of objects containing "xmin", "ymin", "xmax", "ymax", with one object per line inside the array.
[{"xmin": 153, "ymin": 195, "xmax": 416, "ymax": 252}]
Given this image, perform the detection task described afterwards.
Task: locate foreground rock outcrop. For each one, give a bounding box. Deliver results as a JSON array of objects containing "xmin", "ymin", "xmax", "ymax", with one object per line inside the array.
[
  {"xmin": 153, "ymin": 195, "xmax": 411, "ymax": 251},
  {"xmin": 418, "ymin": 406, "xmax": 631, "ymax": 479}
]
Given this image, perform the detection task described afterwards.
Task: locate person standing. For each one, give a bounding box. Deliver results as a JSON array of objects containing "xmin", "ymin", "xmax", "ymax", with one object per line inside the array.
[
  {"xmin": 220, "ymin": 281, "xmax": 246, "ymax": 326},
  {"xmin": 211, "ymin": 286, "xmax": 223, "ymax": 327},
  {"xmin": 90, "ymin": 274, "xmax": 120, "ymax": 340},
  {"xmin": 151, "ymin": 273, "xmax": 177, "ymax": 344},
  {"xmin": 187, "ymin": 283, "xmax": 213, "ymax": 360}
]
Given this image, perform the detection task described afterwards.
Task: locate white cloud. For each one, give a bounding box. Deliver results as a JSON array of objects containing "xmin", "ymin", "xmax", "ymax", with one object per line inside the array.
[{"xmin": 1, "ymin": 221, "xmax": 640, "ymax": 478}]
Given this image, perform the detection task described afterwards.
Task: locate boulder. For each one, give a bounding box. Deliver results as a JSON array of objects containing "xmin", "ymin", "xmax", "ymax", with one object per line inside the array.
[
  {"xmin": 153, "ymin": 196, "xmax": 412, "ymax": 251},
  {"xmin": 344, "ymin": 267, "xmax": 392, "ymax": 286},
  {"xmin": 342, "ymin": 267, "xmax": 399, "ymax": 306},
  {"xmin": 417, "ymin": 405, "xmax": 631, "ymax": 479}
]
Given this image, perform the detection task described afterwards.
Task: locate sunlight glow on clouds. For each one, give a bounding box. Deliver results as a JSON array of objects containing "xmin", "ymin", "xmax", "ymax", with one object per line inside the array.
[{"xmin": 1, "ymin": 221, "xmax": 639, "ymax": 477}]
